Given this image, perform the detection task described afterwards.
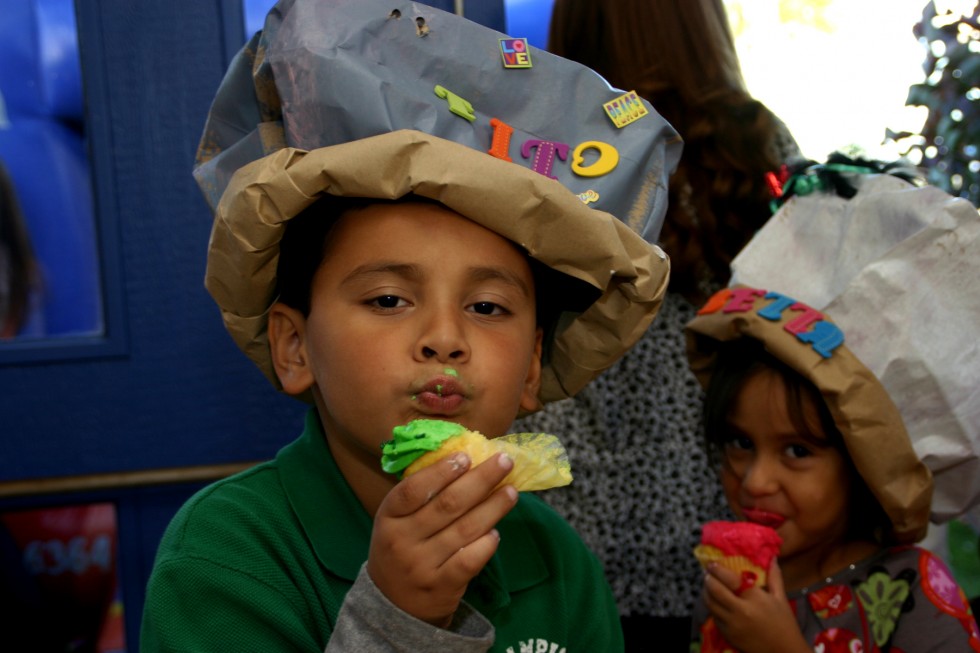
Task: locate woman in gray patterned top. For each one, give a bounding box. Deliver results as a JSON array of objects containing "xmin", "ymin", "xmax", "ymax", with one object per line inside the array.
[{"xmin": 513, "ymin": 0, "xmax": 802, "ymax": 649}]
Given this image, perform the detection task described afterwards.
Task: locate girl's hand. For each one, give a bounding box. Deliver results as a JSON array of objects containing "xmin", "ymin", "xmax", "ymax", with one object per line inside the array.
[
  {"xmin": 703, "ymin": 559, "xmax": 811, "ymax": 653},
  {"xmin": 367, "ymin": 451, "xmax": 518, "ymax": 628}
]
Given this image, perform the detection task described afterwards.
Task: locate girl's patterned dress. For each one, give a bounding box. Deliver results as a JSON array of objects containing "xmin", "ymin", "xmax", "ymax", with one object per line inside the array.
[{"xmin": 692, "ymin": 546, "xmax": 980, "ymax": 652}]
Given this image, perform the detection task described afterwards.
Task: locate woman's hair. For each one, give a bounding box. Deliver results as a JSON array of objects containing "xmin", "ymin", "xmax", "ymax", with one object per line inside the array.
[
  {"xmin": 702, "ymin": 339, "xmax": 893, "ymax": 544},
  {"xmin": 548, "ymin": 0, "xmax": 796, "ymax": 302},
  {"xmin": 0, "ymin": 161, "xmax": 39, "ymax": 338}
]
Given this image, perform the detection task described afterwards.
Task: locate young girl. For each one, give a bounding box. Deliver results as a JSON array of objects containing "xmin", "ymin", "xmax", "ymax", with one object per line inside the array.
[{"xmin": 685, "ymin": 286, "xmax": 980, "ymax": 653}]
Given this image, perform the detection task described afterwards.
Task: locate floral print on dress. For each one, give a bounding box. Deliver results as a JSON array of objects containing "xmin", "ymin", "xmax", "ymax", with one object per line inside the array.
[
  {"xmin": 813, "ymin": 627, "xmax": 863, "ymax": 653},
  {"xmin": 855, "ymin": 570, "xmax": 910, "ymax": 647},
  {"xmin": 809, "ymin": 584, "xmax": 854, "ymax": 619},
  {"xmin": 918, "ymin": 549, "xmax": 980, "ymax": 650},
  {"xmin": 690, "ymin": 547, "xmax": 979, "ymax": 653},
  {"xmin": 694, "ymin": 617, "xmax": 737, "ymax": 653}
]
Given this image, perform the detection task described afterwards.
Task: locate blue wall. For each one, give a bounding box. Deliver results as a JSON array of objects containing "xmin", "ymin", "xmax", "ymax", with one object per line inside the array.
[{"xmin": 0, "ymin": 0, "xmax": 513, "ymax": 647}]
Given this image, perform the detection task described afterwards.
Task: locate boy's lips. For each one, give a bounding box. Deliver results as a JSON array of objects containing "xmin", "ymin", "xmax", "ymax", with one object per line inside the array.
[
  {"xmin": 742, "ymin": 508, "xmax": 786, "ymax": 529},
  {"xmin": 413, "ymin": 376, "xmax": 468, "ymax": 414}
]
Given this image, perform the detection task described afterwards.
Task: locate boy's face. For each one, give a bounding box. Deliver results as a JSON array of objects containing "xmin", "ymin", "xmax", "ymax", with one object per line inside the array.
[{"xmin": 271, "ymin": 200, "xmax": 543, "ymax": 476}]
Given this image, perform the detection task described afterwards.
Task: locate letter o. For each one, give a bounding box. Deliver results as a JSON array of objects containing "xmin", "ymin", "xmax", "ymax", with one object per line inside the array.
[{"xmin": 571, "ymin": 140, "xmax": 619, "ymax": 177}]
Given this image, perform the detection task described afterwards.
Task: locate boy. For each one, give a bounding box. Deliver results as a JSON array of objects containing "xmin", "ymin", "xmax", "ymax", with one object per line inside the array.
[{"xmin": 141, "ymin": 1, "xmax": 678, "ymax": 650}]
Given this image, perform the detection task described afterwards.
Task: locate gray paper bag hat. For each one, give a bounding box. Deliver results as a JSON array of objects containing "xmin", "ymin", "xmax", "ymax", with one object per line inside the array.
[{"xmin": 194, "ymin": 0, "xmax": 679, "ymax": 404}]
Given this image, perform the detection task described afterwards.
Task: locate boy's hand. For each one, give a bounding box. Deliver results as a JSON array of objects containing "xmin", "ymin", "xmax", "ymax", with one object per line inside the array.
[
  {"xmin": 367, "ymin": 451, "xmax": 518, "ymax": 628},
  {"xmin": 703, "ymin": 559, "xmax": 811, "ymax": 653}
]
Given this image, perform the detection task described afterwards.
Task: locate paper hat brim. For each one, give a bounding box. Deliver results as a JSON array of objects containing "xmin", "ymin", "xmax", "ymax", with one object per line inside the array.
[
  {"xmin": 206, "ymin": 129, "xmax": 670, "ymax": 405},
  {"xmin": 685, "ymin": 287, "xmax": 932, "ymax": 543}
]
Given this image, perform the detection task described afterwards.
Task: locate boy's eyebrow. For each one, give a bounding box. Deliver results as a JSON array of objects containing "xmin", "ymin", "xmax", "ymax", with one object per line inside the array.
[
  {"xmin": 467, "ymin": 266, "xmax": 533, "ymax": 297},
  {"xmin": 342, "ymin": 262, "xmax": 533, "ymax": 297},
  {"xmin": 342, "ymin": 262, "xmax": 422, "ymax": 285}
]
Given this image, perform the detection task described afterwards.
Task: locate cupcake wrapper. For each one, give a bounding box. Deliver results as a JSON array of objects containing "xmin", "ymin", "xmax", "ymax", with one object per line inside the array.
[{"xmin": 693, "ymin": 545, "xmax": 769, "ymax": 587}]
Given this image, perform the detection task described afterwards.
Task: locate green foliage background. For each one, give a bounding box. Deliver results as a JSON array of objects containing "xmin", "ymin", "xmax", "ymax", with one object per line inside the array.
[{"xmin": 889, "ymin": 1, "xmax": 980, "ymax": 205}]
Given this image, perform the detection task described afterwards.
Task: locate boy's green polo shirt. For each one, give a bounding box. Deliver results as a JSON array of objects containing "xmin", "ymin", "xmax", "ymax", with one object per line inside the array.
[{"xmin": 141, "ymin": 410, "xmax": 623, "ymax": 652}]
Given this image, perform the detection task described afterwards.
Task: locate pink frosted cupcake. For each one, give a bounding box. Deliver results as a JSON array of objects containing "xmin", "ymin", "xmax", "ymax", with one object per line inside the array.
[{"xmin": 694, "ymin": 521, "xmax": 783, "ymax": 587}]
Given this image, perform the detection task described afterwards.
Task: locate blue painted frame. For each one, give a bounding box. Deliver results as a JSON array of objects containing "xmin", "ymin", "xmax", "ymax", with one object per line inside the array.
[{"xmin": 0, "ymin": 1, "xmax": 128, "ymax": 365}]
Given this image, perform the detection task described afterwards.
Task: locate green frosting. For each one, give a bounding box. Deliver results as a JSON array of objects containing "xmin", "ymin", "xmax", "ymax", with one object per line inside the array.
[{"xmin": 380, "ymin": 419, "xmax": 466, "ymax": 474}]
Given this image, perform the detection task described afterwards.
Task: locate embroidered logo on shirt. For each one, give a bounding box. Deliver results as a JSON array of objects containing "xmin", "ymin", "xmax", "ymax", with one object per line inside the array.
[{"xmin": 505, "ymin": 639, "xmax": 568, "ymax": 653}]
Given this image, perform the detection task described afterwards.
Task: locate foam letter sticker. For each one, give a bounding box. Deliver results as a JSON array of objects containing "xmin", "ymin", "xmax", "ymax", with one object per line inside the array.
[
  {"xmin": 571, "ymin": 141, "xmax": 619, "ymax": 177},
  {"xmin": 698, "ymin": 288, "xmax": 733, "ymax": 315},
  {"xmin": 795, "ymin": 321, "xmax": 845, "ymax": 358},
  {"xmin": 759, "ymin": 292, "xmax": 799, "ymax": 321},
  {"xmin": 434, "ymin": 85, "xmax": 476, "ymax": 122},
  {"xmin": 723, "ymin": 287, "xmax": 767, "ymax": 313},
  {"xmin": 521, "ymin": 139, "xmax": 570, "ymax": 179},
  {"xmin": 783, "ymin": 303, "xmax": 824, "ymax": 335},
  {"xmin": 488, "ymin": 118, "xmax": 514, "ymax": 162}
]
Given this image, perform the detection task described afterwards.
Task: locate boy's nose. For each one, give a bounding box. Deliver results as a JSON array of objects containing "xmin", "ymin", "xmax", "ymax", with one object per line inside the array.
[{"xmin": 415, "ymin": 311, "xmax": 469, "ymax": 363}]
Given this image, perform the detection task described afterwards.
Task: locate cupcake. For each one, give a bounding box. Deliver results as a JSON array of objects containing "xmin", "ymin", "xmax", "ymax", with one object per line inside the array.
[
  {"xmin": 380, "ymin": 419, "xmax": 573, "ymax": 492},
  {"xmin": 694, "ymin": 520, "xmax": 783, "ymax": 587}
]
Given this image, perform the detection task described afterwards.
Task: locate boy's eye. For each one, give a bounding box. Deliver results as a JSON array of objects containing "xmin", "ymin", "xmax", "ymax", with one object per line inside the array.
[
  {"xmin": 370, "ymin": 295, "xmax": 407, "ymax": 309},
  {"xmin": 469, "ymin": 301, "xmax": 507, "ymax": 316}
]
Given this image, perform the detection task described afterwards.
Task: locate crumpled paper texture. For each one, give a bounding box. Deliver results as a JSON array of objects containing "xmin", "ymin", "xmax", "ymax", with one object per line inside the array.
[
  {"xmin": 195, "ymin": 0, "xmax": 678, "ymax": 405},
  {"xmin": 194, "ymin": 0, "xmax": 681, "ymax": 243},
  {"xmin": 208, "ymin": 132, "xmax": 670, "ymax": 404},
  {"xmin": 731, "ymin": 174, "xmax": 980, "ymax": 522}
]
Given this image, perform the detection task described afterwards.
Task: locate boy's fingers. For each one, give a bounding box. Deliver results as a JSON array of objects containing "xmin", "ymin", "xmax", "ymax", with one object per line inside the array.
[
  {"xmin": 441, "ymin": 528, "xmax": 502, "ymax": 586},
  {"xmin": 416, "ymin": 452, "xmax": 514, "ymax": 529},
  {"xmin": 430, "ymin": 484, "xmax": 518, "ymax": 560},
  {"xmin": 381, "ymin": 452, "xmax": 472, "ymax": 518}
]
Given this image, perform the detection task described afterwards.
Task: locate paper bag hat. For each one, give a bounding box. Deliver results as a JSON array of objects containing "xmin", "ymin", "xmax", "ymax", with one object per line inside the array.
[
  {"xmin": 688, "ymin": 164, "xmax": 980, "ymax": 539},
  {"xmin": 193, "ymin": 0, "xmax": 680, "ymax": 404}
]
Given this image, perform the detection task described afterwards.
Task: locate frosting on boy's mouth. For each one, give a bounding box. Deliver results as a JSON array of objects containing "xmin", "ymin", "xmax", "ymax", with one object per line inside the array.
[{"xmin": 411, "ymin": 374, "xmax": 469, "ymax": 414}]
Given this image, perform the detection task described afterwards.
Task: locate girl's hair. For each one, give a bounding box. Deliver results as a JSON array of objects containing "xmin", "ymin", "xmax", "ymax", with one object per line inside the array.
[
  {"xmin": 703, "ymin": 339, "xmax": 893, "ymax": 544},
  {"xmin": 548, "ymin": 0, "xmax": 796, "ymax": 302}
]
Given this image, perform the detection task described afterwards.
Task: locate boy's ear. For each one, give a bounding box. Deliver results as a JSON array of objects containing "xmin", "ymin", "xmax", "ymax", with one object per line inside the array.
[
  {"xmin": 268, "ymin": 302, "xmax": 315, "ymax": 396},
  {"xmin": 518, "ymin": 328, "xmax": 545, "ymax": 414}
]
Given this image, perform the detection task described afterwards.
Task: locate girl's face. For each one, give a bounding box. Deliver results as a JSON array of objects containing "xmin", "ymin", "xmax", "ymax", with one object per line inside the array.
[{"xmin": 720, "ymin": 368, "xmax": 855, "ymax": 582}]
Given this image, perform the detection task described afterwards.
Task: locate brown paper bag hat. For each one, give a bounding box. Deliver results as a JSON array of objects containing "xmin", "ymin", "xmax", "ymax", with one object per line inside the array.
[
  {"xmin": 193, "ymin": 0, "xmax": 679, "ymax": 404},
  {"xmin": 686, "ymin": 285, "xmax": 933, "ymax": 543},
  {"xmin": 687, "ymin": 163, "xmax": 980, "ymax": 542}
]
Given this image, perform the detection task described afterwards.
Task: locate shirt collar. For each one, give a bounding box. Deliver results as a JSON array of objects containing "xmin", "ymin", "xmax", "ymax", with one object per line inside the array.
[{"xmin": 278, "ymin": 409, "xmax": 373, "ymax": 580}]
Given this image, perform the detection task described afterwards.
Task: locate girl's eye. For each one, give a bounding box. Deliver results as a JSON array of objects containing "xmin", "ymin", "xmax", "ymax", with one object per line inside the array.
[
  {"xmin": 369, "ymin": 295, "xmax": 407, "ymax": 309},
  {"xmin": 786, "ymin": 443, "xmax": 812, "ymax": 459},
  {"xmin": 724, "ymin": 434, "xmax": 754, "ymax": 451},
  {"xmin": 469, "ymin": 301, "xmax": 507, "ymax": 316}
]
